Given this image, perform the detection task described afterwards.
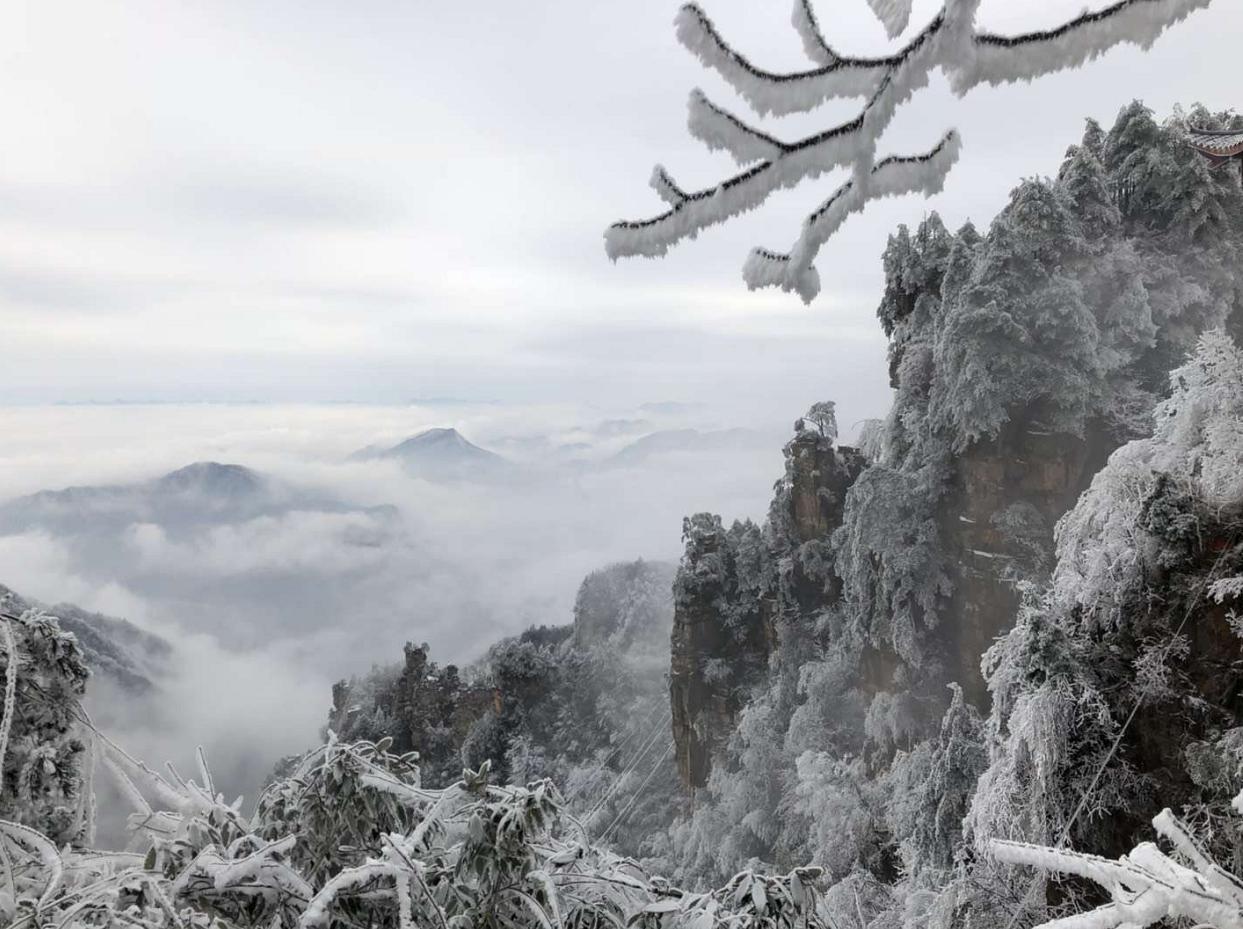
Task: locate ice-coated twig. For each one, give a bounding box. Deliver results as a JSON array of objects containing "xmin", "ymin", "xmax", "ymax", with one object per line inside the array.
[
  {"xmin": 606, "ymin": 0, "xmax": 1214, "ymax": 303},
  {"xmin": 0, "ymin": 617, "xmax": 17, "ymax": 796},
  {"xmin": 0, "ymin": 819, "xmax": 64, "ymax": 912},
  {"xmin": 743, "ymin": 131, "xmax": 960, "ymax": 301},
  {"xmin": 990, "ymin": 800, "xmax": 1243, "ymax": 929},
  {"xmin": 868, "ymin": 0, "xmax": 915, "ymax": 39}
]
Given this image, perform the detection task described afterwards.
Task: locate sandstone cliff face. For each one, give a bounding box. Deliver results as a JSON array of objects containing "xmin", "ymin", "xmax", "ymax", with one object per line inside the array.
[
  {"xmin": 669, "ymin": 515, "xmax": 755, "ymax": 789},
  {"xmin": 670, "ymin": 430, "xmax": 865, "ymax": 788},
  {"xmin": 941, "ymin": 414, "xmax": 1115, "ymax": 705},
  {"xmin": 776, "ymin": 431, "xmax": 868, "ymax": 611},
  {"xmin": 666, "ymin": 399, "xmax": 1128, "ymax": 791}
]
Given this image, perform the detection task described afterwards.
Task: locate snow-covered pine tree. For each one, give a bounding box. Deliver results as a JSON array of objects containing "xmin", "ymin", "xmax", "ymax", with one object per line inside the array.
[
  {"xmin": 800, "ymin": 401, "xmax": 838, "ymax": 441},
  {"xmin": 606, "ymin": 0, "xmax": 1213, "ymax": 301}
]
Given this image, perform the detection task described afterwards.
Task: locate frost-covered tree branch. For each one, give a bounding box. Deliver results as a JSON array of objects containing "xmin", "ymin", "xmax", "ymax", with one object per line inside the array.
[
  {"xmin": 990, "ymin": 794, "xmax": 1243, "ymax": 929},
  {"xmin": 605, "ymin": 0, "xmax": 1213, "ymax": 303}
]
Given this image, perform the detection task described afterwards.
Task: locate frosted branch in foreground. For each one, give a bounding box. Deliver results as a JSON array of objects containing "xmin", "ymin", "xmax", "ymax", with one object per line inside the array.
[
  {"xmin": 605, "ymin": 0, "xmax": 1213, "ymax": 303},
  {"xmin": 743, "ymin": 131, "xmax": 960, "ymax": 301},
  {"xmin": 990, "ymin": 796, "xmax": 1243, "ymax": 929}
]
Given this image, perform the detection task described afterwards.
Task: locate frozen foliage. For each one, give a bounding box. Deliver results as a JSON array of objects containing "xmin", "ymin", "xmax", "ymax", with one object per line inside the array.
[
  {"xmin": 835, "ymin": 101, "xmax": 1243, "ymax": 666},
  {"xmin": 0, "ymin": 606, "xmax": 92, "ymax": 847},
  {"xmin": 963, "ymin": 333, "xmax": 1243, "ymax": 923},
  {"xmin": 655, "ymin": 109, "xmax": 1243, "ymax": 929},
  {"xmin": 992, "ymin": 795, "xmax": 1243, "ymax": 929},
  {"xmin": 1051, "ymin": 329, "xmax": 1243, "ymax": 631},
  {"xmin": 0, "ymin": 608, "xmax": 836, "ymax": 929},
  {"xmin": 327, "ymin": 560, "xmax": 678, "ymax": 858},
  {"xmin": 606, "ymin": 0, "xmax": 1212, "ymax": 301}
]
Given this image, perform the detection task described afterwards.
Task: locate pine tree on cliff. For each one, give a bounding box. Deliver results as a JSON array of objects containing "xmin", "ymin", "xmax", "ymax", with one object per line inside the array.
[
  {"xmin": 1059, "ymin": 141, "xmax": 1122, "ymax": 246},
  {"xmin": 932, "ymin": 179, "xmax": 1099, "ymax": 448}
]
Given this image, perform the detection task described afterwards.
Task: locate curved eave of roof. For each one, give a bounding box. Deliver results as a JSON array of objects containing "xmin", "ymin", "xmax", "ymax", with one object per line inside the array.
[{"xmin": 1188, "ymin": 128, "xmax": 1243, "ymax": 157}]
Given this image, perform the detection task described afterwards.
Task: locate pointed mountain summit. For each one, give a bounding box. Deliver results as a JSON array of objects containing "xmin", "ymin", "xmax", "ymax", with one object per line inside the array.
[{"xmin": 352, "ymin": 428, "xmax": 512, "ymax": 481}]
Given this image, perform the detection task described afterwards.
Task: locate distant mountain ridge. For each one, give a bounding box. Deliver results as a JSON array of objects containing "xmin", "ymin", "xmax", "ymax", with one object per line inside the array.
[
  {"xmin": 606, "ymin": 428, "xmax": 766, "ymax": 466},
  {"xmin": 351, "ymin": 428, "xmax": 512, "ymax": 481},
  {"xmin": 0, "ymin": 582, "xmax": 170, "ymax": 694},
  {"xmin": 0, "ymin": 462, "xmax": 403, "ymax": 650},
  {"xmin": 0, "ymin": 460, "xmax": 392, "ymax": 534}
]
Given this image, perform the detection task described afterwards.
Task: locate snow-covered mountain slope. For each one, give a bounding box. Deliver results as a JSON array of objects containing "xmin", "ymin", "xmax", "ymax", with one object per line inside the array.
[{"xmin": 0, "ymin": 582, "xmax": 170, "ymax": 695}]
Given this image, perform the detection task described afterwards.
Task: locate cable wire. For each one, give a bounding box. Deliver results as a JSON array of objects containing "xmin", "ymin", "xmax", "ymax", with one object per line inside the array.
[
  {"xmin": 599, "ymin": 742, "xmax": 674, "ymax": 844},
  {"xmin": 584, "ymin": 708, "xmax": 671, "ymax": 821},
  {"xmin": 1000, "ymin": 529, "xmax": 1240, "ymax": 929}
]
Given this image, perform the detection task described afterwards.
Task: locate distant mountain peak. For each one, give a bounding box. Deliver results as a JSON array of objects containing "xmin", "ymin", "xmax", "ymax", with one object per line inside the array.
[
  {"xmin": 393, "ymin": 427, "xmax": 476, "ymax": 450},
  {"xmin": 152, "ymin": 461, "xmax": 264, "ymax": 497},
  {"xmin": 352, "ymin": 428, "xmax": 511, "ymax": 480},
  {"xmin": 607, "ymin": 428, "xmax": 764, "ymax": 466}
]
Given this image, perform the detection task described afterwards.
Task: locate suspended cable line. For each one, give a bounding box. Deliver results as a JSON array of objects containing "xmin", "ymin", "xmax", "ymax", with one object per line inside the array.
[
  {"xmin": 600, "ymin": 741, "xmax": 674, "ymax": 845},
  {"xmin": 584, "ymin": 708, "xmax": 671, "ymax": 822},
  {"xmin": 1000, "ymin": 529, "xmax": 1240, "ymax": 929},
  {"xmin": 565, "ymin": 699, "xmax": 667, "ymax": 804}
]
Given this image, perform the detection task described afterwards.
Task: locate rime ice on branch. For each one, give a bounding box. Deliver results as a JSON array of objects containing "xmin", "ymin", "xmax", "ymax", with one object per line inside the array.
[
  {"xmin": 604, "ymin": 0, "xmax": 1213, "ymax": 303},
  {"xmin": 992, "ymin": 796, "xmax": 1243, "ymax": 929}
]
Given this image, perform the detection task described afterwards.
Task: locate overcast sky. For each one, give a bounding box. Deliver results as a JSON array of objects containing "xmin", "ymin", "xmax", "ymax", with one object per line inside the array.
[{"xmin": 0, "ymin": 0, "xmax": 1238, "ymax": 422}]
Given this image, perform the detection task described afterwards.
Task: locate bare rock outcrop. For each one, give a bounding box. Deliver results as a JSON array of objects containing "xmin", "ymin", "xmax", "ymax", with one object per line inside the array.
[{"xmin": 670, "ymin": 431, "xmax": 865, "ymax": 788}]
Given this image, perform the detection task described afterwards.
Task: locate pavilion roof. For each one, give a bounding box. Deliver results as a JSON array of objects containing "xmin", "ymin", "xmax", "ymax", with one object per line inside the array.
[{"xmin": 1187, "ymin": 127, "xmax": 1243, "ymax": 158}]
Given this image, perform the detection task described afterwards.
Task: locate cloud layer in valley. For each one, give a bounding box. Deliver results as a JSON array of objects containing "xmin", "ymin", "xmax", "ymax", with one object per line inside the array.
[{"xmin": 0, "ymin": 400, "xmax": 792, "ymax": 805}]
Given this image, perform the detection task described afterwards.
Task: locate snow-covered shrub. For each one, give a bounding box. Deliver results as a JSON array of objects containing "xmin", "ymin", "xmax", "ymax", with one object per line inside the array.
[
  {"xmin": 966, "ymin": 331, "xmax": 1243, "ymax": 921},
  {"xmin": 0, "ymin": 604, "xmax": 92, "ymax": 846},
  {"xmin": 0, "ymin": 608, "xmax": 831, "ymax": 929}
]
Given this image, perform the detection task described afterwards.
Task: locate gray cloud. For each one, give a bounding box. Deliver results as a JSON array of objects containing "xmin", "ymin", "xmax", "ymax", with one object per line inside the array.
[
  {"xmin": 160, "ymin": 168, "xmax": 409, "ymax": 230},
  {"xmin": 0, "ymin": 0, "xmax": 1234, "ymax": 411}
]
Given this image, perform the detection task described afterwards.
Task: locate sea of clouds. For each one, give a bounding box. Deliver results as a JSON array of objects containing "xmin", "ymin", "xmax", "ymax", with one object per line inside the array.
[{"xmin": 0, "ymin": 400, "xmax": 794, "ymax": 807}]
